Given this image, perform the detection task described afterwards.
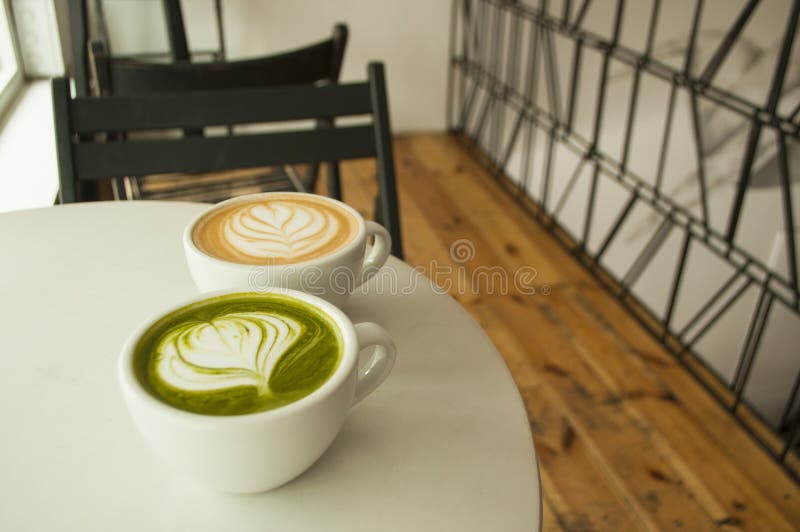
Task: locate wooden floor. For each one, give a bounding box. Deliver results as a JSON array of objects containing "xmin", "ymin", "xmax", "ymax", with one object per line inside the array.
[{"xmin": 333, "ymin": 133, "xmax": 800, "ymax": 531}]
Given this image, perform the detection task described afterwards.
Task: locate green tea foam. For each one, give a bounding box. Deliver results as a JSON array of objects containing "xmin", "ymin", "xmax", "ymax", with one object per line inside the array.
[{"xmin": 133, "ymin": 292, "xmax": 343, "ymax": 416}]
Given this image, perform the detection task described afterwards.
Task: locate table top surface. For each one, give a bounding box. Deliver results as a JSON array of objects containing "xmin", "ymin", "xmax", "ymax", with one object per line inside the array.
[{"xmin": 0, "ymin": 201, "xmax": 540, "ymax": 532}]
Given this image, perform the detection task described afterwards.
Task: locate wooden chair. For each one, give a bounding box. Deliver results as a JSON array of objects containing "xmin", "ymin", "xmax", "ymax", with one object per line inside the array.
[
  {"xmin": 87, "ymin": 24, "xmax": 349, "ymax": 202},
  {"xmin": 52, "ymin": 63, "xmax": 404, "ymax": 258}
]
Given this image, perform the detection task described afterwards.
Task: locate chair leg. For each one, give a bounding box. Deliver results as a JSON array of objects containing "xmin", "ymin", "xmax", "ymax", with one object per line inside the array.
[
  {"xmin": 326, "ymin": 161, "xmax": 342, "ymax": 200},
  {"xmin": 284, "ymin": 165, "xmax": 308, "ymax": 192},
  {"xmin": 111, "ymin": 178, "xmax": 125, "ymax": 200},
  {"xmin": 122, "ymin": 176, "xmax": 140, "ymax": 200},
  {"xmin": 377, "ymin": 184, "xmax": 403, "ymax": 259},
  {"xmin": 130, "ymin": 176, "xmax": 142, "ymax": 199},
  {"xmin": 304, "ymin": 162, "xmax": 321, "ymax": 192},
  {"xmin": 374, "ymin": 193, "xmax": 383, "ymax": 225}
]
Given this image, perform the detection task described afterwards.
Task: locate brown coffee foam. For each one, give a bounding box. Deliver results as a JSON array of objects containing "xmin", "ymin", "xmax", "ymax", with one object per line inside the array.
[{"xmin": 192, "ymin": 194, "xmax": 359, "ymax": 265}]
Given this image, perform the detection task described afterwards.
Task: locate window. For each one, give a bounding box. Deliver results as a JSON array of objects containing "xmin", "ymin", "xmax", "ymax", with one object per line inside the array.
[{"xmin": 0, "ymin": 0, "xmax": 22, "ymax": 118}]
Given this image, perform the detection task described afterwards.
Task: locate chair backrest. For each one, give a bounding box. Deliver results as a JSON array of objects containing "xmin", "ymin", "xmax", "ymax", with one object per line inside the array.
[
  {"xmin": 52, "ymin": 62, "xmax": 402, "ymax": 258},
  {"xmin": 89, "ymin": 24, "xmax": 348, "ymax": 96},
  {"xmin": 72, "ymin": 0, "xmax": 347, "ymax": 95}
]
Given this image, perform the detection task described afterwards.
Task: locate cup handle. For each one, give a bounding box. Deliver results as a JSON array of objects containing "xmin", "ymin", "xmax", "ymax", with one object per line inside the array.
[
  {"xmin": 359, "ymin": 221, "xmax": 392, "ymax": 287},
  {"xmin": 353, "ymin": 322, "xmax": 396, "ymax": 405}
]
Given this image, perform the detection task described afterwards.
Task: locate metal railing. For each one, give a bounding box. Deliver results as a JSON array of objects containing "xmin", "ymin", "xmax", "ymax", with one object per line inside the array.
[{"xmin": 447, "ymin": 0, "xmax": 800, "ymax": 479}]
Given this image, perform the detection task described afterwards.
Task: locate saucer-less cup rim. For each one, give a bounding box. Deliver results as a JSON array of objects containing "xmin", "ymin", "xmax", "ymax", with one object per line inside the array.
[
  {"xmin": 182, "ymin": 192, "xmax": 369, "ymax": 271},
  {"xmin": 119, "ymin": 288, "xmax": 365, "ymax": 425}
]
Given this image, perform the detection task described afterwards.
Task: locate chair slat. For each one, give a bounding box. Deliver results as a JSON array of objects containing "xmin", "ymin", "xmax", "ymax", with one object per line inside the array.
[
  {"xmin": 107, "ymin": 40, "xmax": 336, "ymax": 95},
  {"xmin": 73, "ymin": 125, "xmax": 376, "ymax": 180},
  {"xmin": 70, "ymin": 83, "xmax": 372, "ymax": 133}
]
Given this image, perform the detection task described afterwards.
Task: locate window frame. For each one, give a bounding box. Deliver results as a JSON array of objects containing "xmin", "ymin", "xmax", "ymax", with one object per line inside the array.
[{"xmin": 0, "ymin": 0, "xmax": 23, "ymax": 120}]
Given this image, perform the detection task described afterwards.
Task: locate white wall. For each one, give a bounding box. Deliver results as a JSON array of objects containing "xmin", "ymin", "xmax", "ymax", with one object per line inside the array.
[{"xmin": 97, "ymin": 0, "xmax": 451, "ymax": 132}]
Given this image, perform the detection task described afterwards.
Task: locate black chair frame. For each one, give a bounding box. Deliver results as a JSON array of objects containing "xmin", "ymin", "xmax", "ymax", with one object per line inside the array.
[
  {"xmin": 87, "ymin": 23, "xmax": 349, "ymax": 202},
  {"xmin": 89, "ymin": 26, "xmax": 348, "ymax": 95},
  {"xmin": 52, "ymin": 63, "xmax": 403, "ymax": 258}
]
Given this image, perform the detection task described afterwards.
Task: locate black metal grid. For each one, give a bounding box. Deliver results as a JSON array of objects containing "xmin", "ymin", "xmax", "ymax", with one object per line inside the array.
[{"xmin": 447, "ymin": 0, "xmax": 800, "ymax": 479}]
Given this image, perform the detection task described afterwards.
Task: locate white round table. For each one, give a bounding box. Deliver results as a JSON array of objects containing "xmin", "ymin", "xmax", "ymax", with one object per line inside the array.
[{"xmin": 0, "ymin": 202, "xmax": 540, "ymax": 531}]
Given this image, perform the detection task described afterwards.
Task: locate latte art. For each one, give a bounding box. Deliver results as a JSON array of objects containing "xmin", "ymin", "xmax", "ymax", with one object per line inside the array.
[
  {"xmin": 192, "ymin": 194, "xmax": 359, "ymax": 265},
  {"xmin": 134, "ymin": 293, "xmax": 343, "ymax": 415},
  {"xmin": 224, "ymin": 203, "xmax": 342, "ymax": 261},
  {"xmin": 155, "ymin": 312, "xmax": 304, "ymax": 395}
]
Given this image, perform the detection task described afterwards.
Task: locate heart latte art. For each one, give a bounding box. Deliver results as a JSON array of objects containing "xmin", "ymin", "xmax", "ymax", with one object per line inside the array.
[
  {"xmin": 134, "ymin": 293, "xmax": 342, "ymax": 415},
  {"xmin": 192, "ymin": 194, "xmax": 359, "ymax": 265}
]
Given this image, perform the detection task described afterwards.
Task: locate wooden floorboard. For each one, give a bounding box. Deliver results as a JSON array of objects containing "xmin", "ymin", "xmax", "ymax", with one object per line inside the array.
[{"xmin": 333, "ymin": 133, "xmax": 800, "ymax": 531}]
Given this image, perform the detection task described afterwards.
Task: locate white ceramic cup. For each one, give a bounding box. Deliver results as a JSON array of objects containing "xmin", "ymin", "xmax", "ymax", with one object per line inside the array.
[
  {"xmin": 183, "ymin": 192, "xmax": 392, "ymax": 307},
  {"xmin": 118, "ymin": 288, "xmax": 397, "ymax": 493}
]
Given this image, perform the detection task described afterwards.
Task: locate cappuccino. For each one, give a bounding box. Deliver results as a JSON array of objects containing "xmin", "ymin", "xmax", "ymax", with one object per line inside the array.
[
  {"xmin": 132, "ymin": 292, "xmax": 343, "ymax": 416},
  {"xmin": 192, "ymin": 193, "xmax": 359, "ymax": 265}
]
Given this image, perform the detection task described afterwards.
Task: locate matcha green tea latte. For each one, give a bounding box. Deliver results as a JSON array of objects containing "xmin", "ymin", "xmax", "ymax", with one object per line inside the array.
[{"xmin": 132, "ymin": 292, "xmax": 343, "ymax": 416}]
